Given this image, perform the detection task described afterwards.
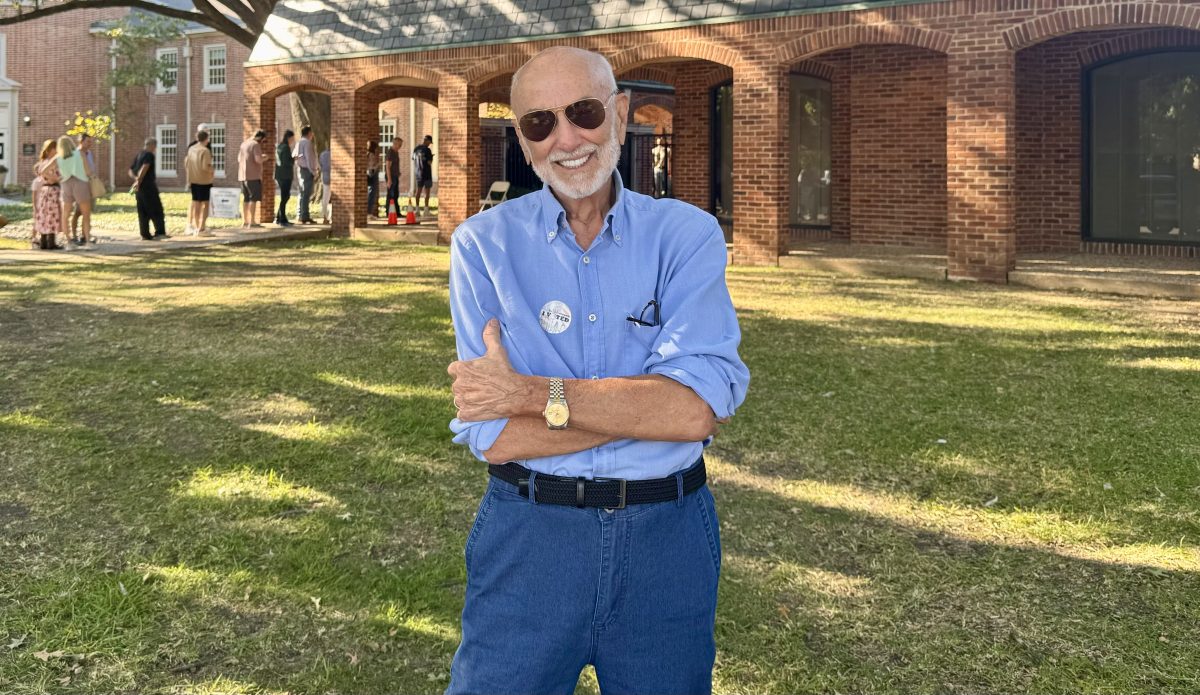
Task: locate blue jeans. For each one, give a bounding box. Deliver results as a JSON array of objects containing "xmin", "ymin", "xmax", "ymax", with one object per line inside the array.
[
  {"xmin": 447, "ymin": 476, "xmax": 721, "ymax": 695},
  {"xmin": 298, "ymin": 169, "xmax": 314, "ymax": 221}
]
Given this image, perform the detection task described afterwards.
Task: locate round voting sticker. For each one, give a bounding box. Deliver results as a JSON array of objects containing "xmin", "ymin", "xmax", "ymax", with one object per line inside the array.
[{"xmin": 539, "ymin": 300, "xmax": 572, "ymax": 334}]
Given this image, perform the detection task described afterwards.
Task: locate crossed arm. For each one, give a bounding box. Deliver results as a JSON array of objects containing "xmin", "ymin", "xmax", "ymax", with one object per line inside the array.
[{"xmin": 448, "ymin": 320, "xmax": 722, "ymax": 464}]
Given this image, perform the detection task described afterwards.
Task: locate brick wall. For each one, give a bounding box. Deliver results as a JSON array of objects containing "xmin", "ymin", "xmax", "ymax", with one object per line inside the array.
[
  {"xmin": 5, "ymin": 9, "xmax": 123, "ymax": 188},
  {"xmin": 116, "ymin": 32, "xmax": 252, "ymax": 190},
  {"xmin": 849, "ymin": 44, "xmax": 947, "ymax": 249}
]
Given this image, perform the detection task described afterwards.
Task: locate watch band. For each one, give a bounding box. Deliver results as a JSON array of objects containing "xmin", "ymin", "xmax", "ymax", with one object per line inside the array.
[{"xmin": 549, "ymin": 377, "xmax": 565, "ymax": 402}]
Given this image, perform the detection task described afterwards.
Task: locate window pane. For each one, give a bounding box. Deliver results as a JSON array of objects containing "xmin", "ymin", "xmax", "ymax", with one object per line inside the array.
[
  {"xmin": 158, "ymin": 126, "xmax": 177, "ymax": 174},
  {"xmin": 711, "ymin": 83, "xmax": 733, "ymax": 218},
  {"xmin": 207, "ymin": 46, "xmax": 226, "ymax": 88},
  {"xmin": 1090, "ymin": 52, "xmax": 1200, "ymax": 242},
  {"xmin": 788, "ymin": 74, "xmax": 832, "ymax": 226},
  {"xmin": 209, "ymin": 125, "xmax": 225, "ymax": 176}
]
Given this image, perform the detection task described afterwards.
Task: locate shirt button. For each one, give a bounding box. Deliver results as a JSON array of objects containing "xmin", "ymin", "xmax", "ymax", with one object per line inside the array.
[
  {"xmin": 588, "ymin": 313, "xmax": 597, "ymax": 322},
  {"xmin": 614, "ymin": 235, "xmax": 621, "ymax": 242},
  {"xmin": 582, "ymin": 256, "xmax": 590, "ymax": 264},
  {"xmin": 548, "ymin": 231, "xmax": 556, "ymax": 239}
]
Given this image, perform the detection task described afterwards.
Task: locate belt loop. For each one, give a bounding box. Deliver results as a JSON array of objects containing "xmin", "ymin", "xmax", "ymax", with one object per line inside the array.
[
  {"xmin": 527, "ymin": 471, "xmax": 539, "ymax": 505},
  {"xmin": 674, "ymin": 471, "xmax": 685, "ymax": 507}
]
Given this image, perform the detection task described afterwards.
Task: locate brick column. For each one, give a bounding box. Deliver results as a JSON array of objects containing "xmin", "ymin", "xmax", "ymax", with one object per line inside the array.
[
  {"xmin": 670, "ymin": 64, "xmax": 711, "ymax": 210},
  {"xmin": 732, "ymin": 61, "xmax": 788, "ymax": 265},
  {"xmin": 946, "ymin": 46, "xmax": 1016, "ymax": 282},
  {"xmin": 326, "ymin": 88, "xmax": 375, "ymax": 237},
  {"xmin": 249, "ymin": 93, "xmax": 277, "ymax": 224},
  {"xmin": 437, "ymin": 78, "xmax": 479, "ymax": 245}
]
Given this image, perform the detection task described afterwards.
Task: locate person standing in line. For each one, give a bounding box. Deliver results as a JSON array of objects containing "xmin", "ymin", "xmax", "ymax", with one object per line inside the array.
[
  {"xmin": 129, "ymin": 138, "xmax": 168, "ymax": 241},
  {"xmin": 384, "ymin": 136, "xmax": 403, "ymax": 216},
  {"xmin": 292, "ymin": 126, "xmax": 318, "ymax": 224},
  {"xmin": 366, "ymin": 140, "xmax": 381, "ymax": 219},
  {"xmin": 184, "ymin": 130, "xmax": 215, "ymax": 236},
  {"xmin": 238, "ymin": 129, "xmax": 270, "ymax": 230},
  {"xmin": 319, "ymin": 147, "xmax": 332, "ymax": 225},
  {"xmin": 56, "ymin": 136, "xmax": 94, "ymax": 246},
  {"xmin": 31, "ymin": 139, "xmax": 63, "ymax": 249},
  {"xmin": 652, "ymin": 136, "xmax": 669, "ymax": 199},
  {"xmin": 275, "ymin": 130, "xmax": 295, "ymax": 226},
  {"xmin": 69, "ymin": 133, "xmax": 97, "ymax": 243},
  {"xmin": 411, "ymin": 134, "xmax": 435, "ymax": 216}
]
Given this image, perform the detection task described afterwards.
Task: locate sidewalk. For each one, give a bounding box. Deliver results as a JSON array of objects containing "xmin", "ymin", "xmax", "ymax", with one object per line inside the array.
[{"xmin": 0, "ymin": 222, "xmax": 329, "ymax": 266}]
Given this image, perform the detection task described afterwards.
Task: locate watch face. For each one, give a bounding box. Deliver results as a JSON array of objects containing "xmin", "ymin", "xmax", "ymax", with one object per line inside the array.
[{"xmin": 545, "ymin": 403, "xmax": 569, "ymax": 427}]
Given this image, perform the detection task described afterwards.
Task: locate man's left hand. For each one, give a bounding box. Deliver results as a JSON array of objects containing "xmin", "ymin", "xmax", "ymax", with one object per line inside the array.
[{"xmin": 448, "ymin": 319, "xmax": 532, "ymax": 421}]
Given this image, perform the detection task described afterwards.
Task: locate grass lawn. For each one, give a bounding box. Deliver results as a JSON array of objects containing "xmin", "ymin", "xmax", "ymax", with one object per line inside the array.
[{"xmin": 1, "ymin": 241, "xmax": 1198, "ymax": 694}]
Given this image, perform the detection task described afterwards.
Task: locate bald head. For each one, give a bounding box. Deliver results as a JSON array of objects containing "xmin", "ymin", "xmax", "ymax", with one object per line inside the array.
[{"xmin": 511, "ymin": 47, "xmax": 618, "ymax": 115}]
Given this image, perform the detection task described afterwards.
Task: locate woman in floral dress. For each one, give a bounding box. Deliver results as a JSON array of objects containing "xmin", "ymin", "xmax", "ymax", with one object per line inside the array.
[{"xmin": 31, "ymin": 139, "xmax": 63, "ymax": 249}]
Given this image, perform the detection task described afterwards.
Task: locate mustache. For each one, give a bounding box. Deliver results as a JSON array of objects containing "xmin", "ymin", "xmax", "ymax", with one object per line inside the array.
[{"xmin": 548, "ymin": 145, "xmax": 598, "ymax": 163}]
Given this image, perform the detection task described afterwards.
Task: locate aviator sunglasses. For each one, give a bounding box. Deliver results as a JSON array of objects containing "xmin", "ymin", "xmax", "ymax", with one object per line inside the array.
[{"xmin": 517, "ymin": 89, "xmax": 621, "ymax": 143}]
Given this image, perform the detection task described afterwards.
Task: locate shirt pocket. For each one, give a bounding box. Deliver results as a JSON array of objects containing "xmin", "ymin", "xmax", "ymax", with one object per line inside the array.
[{"xmin": 624, "ymin": 319, "xmax": 662, "ymax": 368}]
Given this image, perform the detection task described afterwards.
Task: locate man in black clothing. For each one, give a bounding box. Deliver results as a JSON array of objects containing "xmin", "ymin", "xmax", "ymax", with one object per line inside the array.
[
  {"xmin": 129, "ymin": 138, "xmax": 167, "ymax": 240},
  {"xmin": 411, "ymin": 134, "xmax": 435, "ymax": 216},
  {"xmin": 384, "ymin": 137, "xmax": 403, "ymax": 214}
]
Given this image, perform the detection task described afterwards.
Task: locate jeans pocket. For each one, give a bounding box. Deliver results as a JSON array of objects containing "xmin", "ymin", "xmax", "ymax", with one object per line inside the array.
[
  {"xmin": 464, "ymin": 487, "xmax": 497, "ymax": 574},
  {"xmin": 694, "ymin": 487, "xmax": 722, "ymax": 575}
]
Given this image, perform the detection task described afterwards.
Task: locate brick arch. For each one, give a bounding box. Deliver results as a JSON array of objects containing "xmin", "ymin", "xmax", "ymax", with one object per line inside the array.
[
  {"xmin": 355, "ymin": 63, "xmax": 445, "ymax": 93},
  {"xmin": 259, "ymin": 71, "xmax": 336, "ymax": 99},
  {"xmin": 704, "ymin": 64, "xmax": 734, "ymax": 89},
  {"xmin": 608, "ymin": 40, "xmax": 741, "ymax": 73},
  {"xmin": 776, "ymin": 25, "xmax": 951, "ymax": 64},
  {"xmin": 616, "ymin": 66, "xmax": 677, "ymax": 84},
  {"xmin": 1004, "ymin": 3, "xmax": 1198, "ymax": 51},
  {"xmin": 788, "ymin": 59, "xmax": 836, "ymax": 81},
  {"xmin": 464, "ymin": 52, "xmax": 535, "ymax": 86},
  {"xmin": 631, "ymin": 93, "xmax": 675, "ymax": 114},
  {"xmin": 1076, "ymin": 27, "xmax": 1200, "ymax": 65}
]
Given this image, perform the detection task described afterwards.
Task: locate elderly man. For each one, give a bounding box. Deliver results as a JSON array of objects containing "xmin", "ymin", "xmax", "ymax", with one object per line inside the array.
[{"xmin": 445, "ymin": 47, "xmax": 749, "ymax": 695}]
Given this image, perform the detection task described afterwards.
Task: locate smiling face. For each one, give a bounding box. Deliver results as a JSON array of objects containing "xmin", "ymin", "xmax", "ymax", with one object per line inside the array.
[{"xmin": 511, "ymin": 48, "xmax": 629, "ymax": 201}]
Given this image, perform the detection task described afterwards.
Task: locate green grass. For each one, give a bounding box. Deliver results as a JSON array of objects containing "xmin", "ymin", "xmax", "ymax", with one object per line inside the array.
[{"xmin": 1, "ymin": 242, "xmax": 1198, "ymax": 694}]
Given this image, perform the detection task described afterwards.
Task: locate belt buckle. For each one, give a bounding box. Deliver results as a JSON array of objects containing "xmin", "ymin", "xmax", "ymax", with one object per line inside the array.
[{"xmin": 594, "ymin": 477, "xmax": 627, "ymax": 509}]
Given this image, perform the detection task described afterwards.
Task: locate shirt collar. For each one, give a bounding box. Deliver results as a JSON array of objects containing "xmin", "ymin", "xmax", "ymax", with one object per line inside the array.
[{"xmin": 537, "ymin": 170, "xmax": 627, "ymax": 247}]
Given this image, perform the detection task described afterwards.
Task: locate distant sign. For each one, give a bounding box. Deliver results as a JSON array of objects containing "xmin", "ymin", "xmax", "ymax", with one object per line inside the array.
[
  {"xmin": 23, "ymin": 143, "xmax": 36, "ymax": 157},
  {"xmin": 209, "ymin": 187, "xmax": 240, "ymax": 218}
]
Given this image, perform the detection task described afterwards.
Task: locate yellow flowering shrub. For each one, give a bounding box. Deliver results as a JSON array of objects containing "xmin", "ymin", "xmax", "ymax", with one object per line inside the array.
[{"xmin": 63, "ymin": 111, "xmax": 117, "ymax": 142}]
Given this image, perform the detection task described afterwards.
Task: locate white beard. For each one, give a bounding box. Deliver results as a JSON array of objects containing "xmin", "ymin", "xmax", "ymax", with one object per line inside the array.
[{"xmin": 531, "ymin": 126, "xmax": 622, "ymax": 200}]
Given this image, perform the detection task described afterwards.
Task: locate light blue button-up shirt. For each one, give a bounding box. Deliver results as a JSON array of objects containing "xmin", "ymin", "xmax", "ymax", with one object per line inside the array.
[{"xmin": 448, "ymin": 175, "xmax": 750, "ymax": 480}]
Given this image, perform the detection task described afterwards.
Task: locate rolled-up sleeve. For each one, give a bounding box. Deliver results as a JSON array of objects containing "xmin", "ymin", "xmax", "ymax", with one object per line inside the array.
[
  {"xmin": 448, "ymin": 231, "xmax": 509, "ymax": 461},
  {"xmin": 643, "ymin": 222, "xmax": 750, "ymax": 419}
]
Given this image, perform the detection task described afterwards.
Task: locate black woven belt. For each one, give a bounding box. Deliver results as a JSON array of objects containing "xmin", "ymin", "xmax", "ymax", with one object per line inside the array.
[{"xmin": 488, "ymin": 457, "xmax": 706, "ymax": 509}]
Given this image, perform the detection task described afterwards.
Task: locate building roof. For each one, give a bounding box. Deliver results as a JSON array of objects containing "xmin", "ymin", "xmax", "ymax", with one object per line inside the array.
[{"xmin": 248, "ymin": 0, "xmax": 914, "ymax": 66}]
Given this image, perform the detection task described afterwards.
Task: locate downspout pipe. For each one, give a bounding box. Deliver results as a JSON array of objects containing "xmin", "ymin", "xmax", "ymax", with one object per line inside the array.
[{"xmin": 184, "ymin": 37, "xmax": 192, "ymax": 143}]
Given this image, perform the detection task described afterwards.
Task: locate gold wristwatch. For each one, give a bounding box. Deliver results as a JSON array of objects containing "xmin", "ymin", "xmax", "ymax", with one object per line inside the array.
[{"xmin": 543, "ymin": 377, "xmax": 570, "ymax": 430}]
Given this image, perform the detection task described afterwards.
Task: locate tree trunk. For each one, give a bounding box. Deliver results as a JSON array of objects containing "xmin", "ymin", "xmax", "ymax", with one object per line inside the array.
[{"xmin": 290, "ymin": 91, "xmax": 331, "ymax": 205}]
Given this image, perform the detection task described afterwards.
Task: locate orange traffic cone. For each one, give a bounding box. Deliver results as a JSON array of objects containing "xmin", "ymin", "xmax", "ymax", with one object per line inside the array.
[
  {"xmin": 387, "ymin": 197, "xmax": 398, "ymax": 225},
  {"xmin": 405, "ymin": 197, "xmax": 418, "ymax": 225}
]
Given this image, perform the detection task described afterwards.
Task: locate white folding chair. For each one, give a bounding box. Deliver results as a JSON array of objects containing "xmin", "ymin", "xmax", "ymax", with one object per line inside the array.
[{"xmin": 478, "ymin": 181, "xmax": 511, "ymax": 213}]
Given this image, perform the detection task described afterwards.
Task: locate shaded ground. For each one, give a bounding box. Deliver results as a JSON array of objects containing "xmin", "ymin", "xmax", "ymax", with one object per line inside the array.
[{"xmin": 1, "ymin": 241, "xmax": 1198, "ymax": 694}]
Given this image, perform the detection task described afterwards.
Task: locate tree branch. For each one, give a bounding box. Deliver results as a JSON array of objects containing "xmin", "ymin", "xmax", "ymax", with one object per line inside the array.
[{"xmin": 0, "ymin": 0, "xmax": 262, "ymax": 48}]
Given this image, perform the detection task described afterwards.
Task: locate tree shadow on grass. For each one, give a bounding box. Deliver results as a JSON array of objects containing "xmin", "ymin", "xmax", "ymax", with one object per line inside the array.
[
  {"xmin": 725, "ymin": 306, "xmax": 1200, "ymax": 550},
  {"xmin": 709, "ymin": 479, "xmax": 1200, "ymax": 694}
]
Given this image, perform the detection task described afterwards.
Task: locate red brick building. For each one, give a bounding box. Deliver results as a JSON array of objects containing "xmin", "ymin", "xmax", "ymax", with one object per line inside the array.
[
  {"xmin": 1, "ymin": 10, "xmax": 252, "ymax": 191},
  {"xmin": 241, "ymin": 0, "xmax": 1200, "ymax": 281}
]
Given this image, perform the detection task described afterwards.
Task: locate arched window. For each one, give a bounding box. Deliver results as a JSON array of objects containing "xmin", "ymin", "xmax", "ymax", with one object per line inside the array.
[
  {"xmin": 788, "ymin": 75, "xmax": 832, "ymax": 227},
  {"xmin": 1088, "ymin": 52, "xmax": 1200, "ymax": 243}
]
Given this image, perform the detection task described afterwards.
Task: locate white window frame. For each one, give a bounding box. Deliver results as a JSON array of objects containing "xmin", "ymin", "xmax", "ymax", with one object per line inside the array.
[
  {"xmin": 207, "ymin": 122, "xmax": 225, "ymax": 178},
  {"xmin": 202, "ymin": 44, "xmax": 227, "ymax": 92},
  {"xmin": 0, "ymin": 34, "xmax": 8, "ymax": 78},
  {"xmin": 155, "ymin": 48, "xmax": 179, "ymax": 95},
  {"xmin": 156, "ymin": 124, "xmax": 178, "ymax": 177}
]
